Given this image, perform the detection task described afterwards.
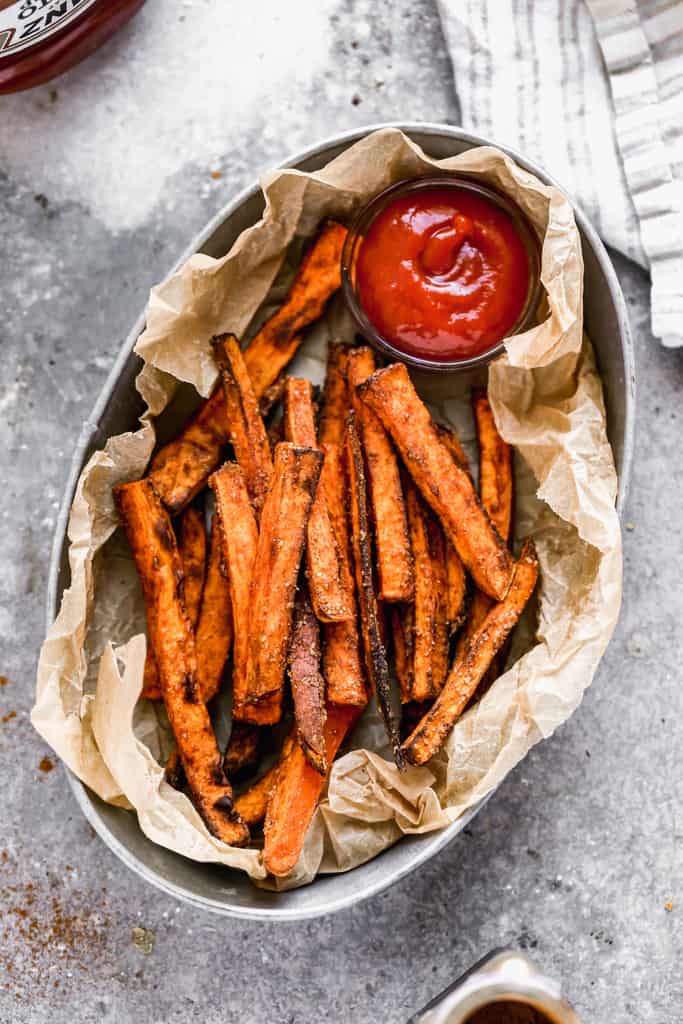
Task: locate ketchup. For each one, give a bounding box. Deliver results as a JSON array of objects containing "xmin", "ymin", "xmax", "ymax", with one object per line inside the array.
[
  {"xmin": 355, "ymin": 185, "xmax": 532, "ymax": 363},
  {"xmin": 0, "ymin": 0, "xmax": 146, "ymax": 94}
]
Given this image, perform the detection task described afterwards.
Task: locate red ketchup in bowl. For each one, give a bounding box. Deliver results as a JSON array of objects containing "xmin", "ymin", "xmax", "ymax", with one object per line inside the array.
[{"xmin": 355, "ymin": 184, "xmax": 534, "ymax": 364}]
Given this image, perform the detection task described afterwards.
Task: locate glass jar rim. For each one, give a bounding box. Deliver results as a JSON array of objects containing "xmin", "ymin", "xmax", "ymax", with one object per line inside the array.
[{"xmin": 341, "ymin": 173, "xmax": 543, "ymax": 373}]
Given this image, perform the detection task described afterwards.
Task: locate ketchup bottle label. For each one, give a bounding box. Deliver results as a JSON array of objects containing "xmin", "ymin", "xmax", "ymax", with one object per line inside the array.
[{"xmin": 0, "ymin": 0, "xmax": 99, "ymax": 56}]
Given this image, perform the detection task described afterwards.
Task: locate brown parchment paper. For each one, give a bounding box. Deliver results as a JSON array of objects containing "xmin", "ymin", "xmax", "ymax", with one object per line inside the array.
[{"xmin": 32, "ymin": 128, "xmax": 622, "ymax": 889}]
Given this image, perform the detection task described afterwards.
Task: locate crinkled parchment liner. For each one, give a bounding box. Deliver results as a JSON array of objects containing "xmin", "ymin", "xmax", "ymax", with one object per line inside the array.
[{"xmin": 32, "ymin": 129, "xmax": 621, "ymax": 890}]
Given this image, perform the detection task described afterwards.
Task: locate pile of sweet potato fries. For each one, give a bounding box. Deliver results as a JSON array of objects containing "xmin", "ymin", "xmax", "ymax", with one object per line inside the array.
[{"xmin": 114, "ymin": 221, "xmax": 539, "ymax": 877}]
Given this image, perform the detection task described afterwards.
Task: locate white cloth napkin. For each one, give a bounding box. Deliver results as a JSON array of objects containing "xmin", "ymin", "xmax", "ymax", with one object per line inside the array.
[{"xmin": 436, "ymin": 0, "xmax": 683, "ymax": 347}]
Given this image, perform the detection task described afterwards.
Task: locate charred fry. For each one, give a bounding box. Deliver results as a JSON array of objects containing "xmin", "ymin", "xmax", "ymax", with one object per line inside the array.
[
  {"xmin": 114, "ymin": 479, "xmax": 248, "ymax": 845},
  {"xmin": 178, "ymin": 503, "xmax": 208, "ymax": 628},
  {"xmin": 209, "ymin": 464, "xmax": 259, "ymax": 721},
  {"xmin": 141, "ymin": 502, "xmax": 208, "ymax": 701},
  {"xmin": 263, "ymin": 703, "xmax": 361, "ymax": 876},
  {"xmin": 289, "ymin": 586, "xmax": 327, "ymax": 774},
  {"xmin": 242, "ymin": 443, "xmax": 323, "ymax": 723},
  {"xmin": 320, "ymin": 443, "xmax": 367, "ymax": 707},
  {"xmin": 212, "ymin": 333, "xmax": 273, "ymax": 518},
  {"xmin": 404, "ymin": 476, "xmax": 449, "ymax": 702},
  {"xmin": 347, "ymin": 348, "xmax": 414, "ymax": 604},
  {"xmin": 360, "ymin": 363, "xmax": 514, "ymax": 601},
  {"xmin": 223, "ymin": 723, "xmax": 261, "ymax": 777},
  {"xmin": 345, "ymin": 414, "xmax": 403, "ymax": 767},
  {"xmin": 194, "ymin": 512, "xmax": 233, "ymax": 703},
  {"xmin": 147, "ymin": 387, "xmax": 229, "ymax": 514},
  {"xmin": 318, "ymin": 342, "xmax": 351, "ymax": 447},
  {"xmin": 164, "ymin": 750, "xmax": 185, "ymax": 790},
  {"xmin": 283, "ymin": 377, "xmax": 353, "ymax": 623},
  {"xmin": 243, "ymin": 222, "xmax": 348, "ymax": 397},
  {"xmin": 233, "ymin": 762, "xmax": 280, "ymax": 828},
  {"xmin": 402, "ymin": 539, "xmax": 539, "ymax": 765}
]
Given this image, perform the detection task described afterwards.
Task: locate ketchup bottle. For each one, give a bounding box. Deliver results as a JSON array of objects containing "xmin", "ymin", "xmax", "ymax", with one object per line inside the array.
[{"xmin": 0, "ymin": 0, "xmax": 146, "ymax": 94}]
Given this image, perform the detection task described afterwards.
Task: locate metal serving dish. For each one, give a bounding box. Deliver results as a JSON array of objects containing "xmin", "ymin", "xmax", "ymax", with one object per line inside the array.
[{"xmin": 47, "ymin": 123, "xmax": 635, "ymax": 920}]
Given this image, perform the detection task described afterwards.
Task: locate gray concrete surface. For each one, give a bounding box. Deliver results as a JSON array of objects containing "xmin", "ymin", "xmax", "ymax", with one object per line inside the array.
[{"xmin": 1, "ymin": 2, "xmax": 681, "ymax": 1022}]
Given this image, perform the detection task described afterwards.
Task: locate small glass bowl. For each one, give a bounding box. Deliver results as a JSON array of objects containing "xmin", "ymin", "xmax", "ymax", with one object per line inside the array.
[{"xmin": 341, "ymin": 174, "xmax": 542, "ymax": 373}]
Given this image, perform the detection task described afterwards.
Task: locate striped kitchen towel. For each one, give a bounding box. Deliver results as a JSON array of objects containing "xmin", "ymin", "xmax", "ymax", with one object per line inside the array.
[{"xmin": 437, "ymin": 0, "xmax": 683, "ymax": 347}]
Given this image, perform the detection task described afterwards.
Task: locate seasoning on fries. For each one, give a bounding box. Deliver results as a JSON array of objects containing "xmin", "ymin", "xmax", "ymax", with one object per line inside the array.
[
  {"xmin": 402, "ymin": 539, "xmax": 539, "ymax": 766},
  {"xmin": 114, "ymin": 479, "xmax": 248, "ymax": 846},
  {"xmin": 243, "ymin": 221, "xmax": 348, "ymax": 397},
  {"xmin": 209, "ymin": 463, "xmax": 258, "ymax": 722},
  {"xmin": 283, "ymin": 377, "xmax": 354, "ymax": 623},
  {"xmin": 320, "ymin": 441, "xmax": 367, "ymax": 707},
  {"xmin": 318, "ymin": 342, "xmax": 351, "ymax": 447},
  {"xmin": 360, "ymin": 362, "xmax": 514, "ymax": 601},
  {"xmin": 263, "ymin": 703, "xmax": 361, "ymax": 877},
  {"xmin": 345, "ymin": 413, "xmax": 404, "ymax": 767},
  {"xmin": 404, "ymin": 475, "xmax": 449, "ymax": 703},
  {"xmin": 242, "ymin": 443, "xmax": 323, "ymax": 724},
  {"xmin": 347, "ymin": 347, "xmax": 414, "ymax": 603},
  {"xmin": 289, "ymin": 586, "xmax": 327, "ymax": 774},
  {"xmin": 195, "ymin": 512, "xmax": 233, "ymax": 703},
  {"xmin": 212, "ymin": 333, "xmax": 273, "ymax": 518},
  {"xmin": 146, "ymin": 221, "xmax": 345, "ymax": 515},
  {"xmin": 147, "ymin": 386, "xmax": 229, "ymax": 514}
]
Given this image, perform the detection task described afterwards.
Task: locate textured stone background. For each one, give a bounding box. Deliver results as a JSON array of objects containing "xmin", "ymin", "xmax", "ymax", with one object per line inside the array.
[{"xmin": 1, "ymin": 2, "xmax": 681, "ymax": 1022}]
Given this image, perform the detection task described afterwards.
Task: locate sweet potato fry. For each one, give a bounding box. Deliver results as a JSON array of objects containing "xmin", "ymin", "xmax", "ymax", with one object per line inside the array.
[
  {"xmin": 390, "ymin": 603, "xmax": 414, "ymax": 703},
  {"xmin": 433, "ymin": 424, "xmax": 469, "ymax": 630},
  {"xmin": 243, "ymin": 221, "xmax": 348, "ymax": 397},
  {"xmin": 283, "ymin": 377, "xmax": 354, "ymax": 623},
  {"xmin": 146, "ymin": 376, "xmax": 286, "ymax": 517},
  {"xmin": 209, "ymin": 464, "xmax": 259, "ymax": 721},
  {"xmin": 233, "ymin": 762, "xmax": 280, "ymax": 828},
  {"xmin": 194, "ymin": 512, "xmax": 233, "ymax": 703},
  {"xmin": 404, "ymin": 476, "xmax": 449, "ymax": 702},
  {"xmin": 318, "ymin": 342, "xmax": 351, "ymax": 447},
  {"xmin": 178, "ymin": 503, "xmax": 208, "ymax": 628},
  {"xmin": 141, "ymin": 656, "xmax": 162, "ymax": 701},
  {"xmin": 242, "ymin": 443, "xmax": 323, "ymax": 723},
  {"xmin": 146, "ymin": 224, "xmax": 345, "ymax": 513},
  {"xmin": 473, "ymin": 388, "xmax": 513, "ymax": 543},
  {"xmin": 212, "ymin": 333, "xmax": 273, "ymax": 518},
  {"xmin": 114, "ymin": 479, "xmax": 248, "ymax": 845},
  {"xmin": 289, "ymin": 586, "xmax": 327, "ymax": 774},
  {"xmin": 147, "ymin": 387, "xmax": 229, "ymax": 514},
  {"xmin": 141, "ymin": 503, "xmax": 208, "ymax": 701},
  {"xmin": 320, "ymin": 443, "xmax": 367, "ymax": 707},
  {"xmin": 345, "ymin": 415, "xmax": 404, "ymax": 767},
  {"xmin": 347, "ymin": 348, "xmax": 414, "ymax": 604},
  {"xmin": 455, "ymin": 588, "xmax": 491, "ymax": 663},
  {"xmin": 283, "ymin": 376, "xmax": 317, "ymax": 448},
  {"xmin": 263, "ymin": 703, "xmax": 361, "ymax": 876},
  {"xmin": 402, "ymin": 539, "xmax": 539, "ymax": 766},
  {"xmin": 223, "ymin": 723, "xmax": 261, "ymax": 777},
  {"xmin": 360, "ymin": 363, "xmax": 514, "ymax": 601},
  {"xmin": 456, "ymin": 391, "xmax": 515, "ymax": 679},
  {"xmin": 445, "ymin": 542, "xmax": 467, "ymax": 634}
]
